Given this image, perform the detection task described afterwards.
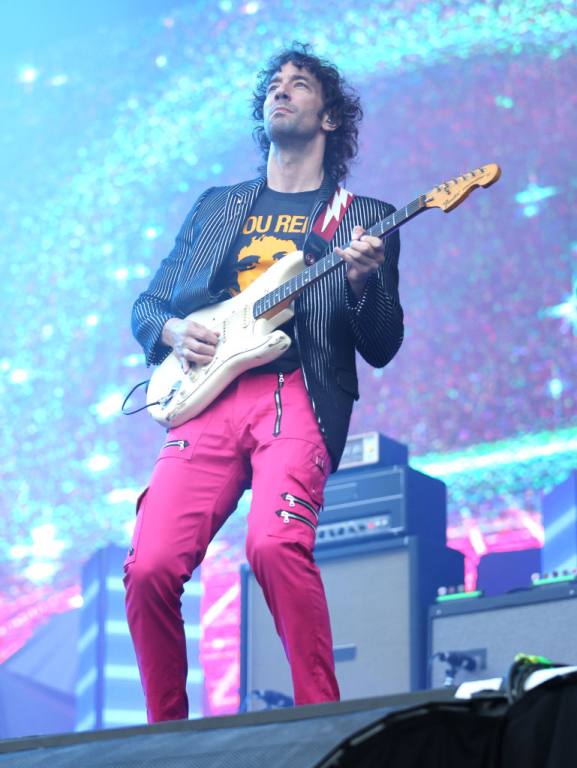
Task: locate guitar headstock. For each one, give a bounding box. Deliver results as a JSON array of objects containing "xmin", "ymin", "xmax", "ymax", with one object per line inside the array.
[{"xmin": 425, "ymin": 163, "xmax": 502, "ymax": 212}]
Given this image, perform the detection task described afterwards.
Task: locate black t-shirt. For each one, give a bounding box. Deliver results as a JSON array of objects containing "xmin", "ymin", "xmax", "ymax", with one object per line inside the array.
[{"xmin": 220, "ymin": 186, "xmax": 319, "ymax": 372}]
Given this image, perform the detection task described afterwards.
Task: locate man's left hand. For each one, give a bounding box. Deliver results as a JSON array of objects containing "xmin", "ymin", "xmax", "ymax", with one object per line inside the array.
[{"xmin": 335, "ymin": 225, "xmax": 384, "ymax": 299}]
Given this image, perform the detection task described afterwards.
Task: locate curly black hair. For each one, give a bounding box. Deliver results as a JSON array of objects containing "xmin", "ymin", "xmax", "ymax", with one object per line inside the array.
[{"xmin": 252, "ymin": 43, "xmax": 363, "ymax": 183}]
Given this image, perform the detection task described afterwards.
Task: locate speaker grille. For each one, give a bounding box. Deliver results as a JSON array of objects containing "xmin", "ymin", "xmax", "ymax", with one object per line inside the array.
[
  {"xmin": 430, "ymin": 593, "xmax": 577, "ymax": 687},
  {"xmin": 243, "ymin": 543, "xmax": 415, "ymax": 706}
]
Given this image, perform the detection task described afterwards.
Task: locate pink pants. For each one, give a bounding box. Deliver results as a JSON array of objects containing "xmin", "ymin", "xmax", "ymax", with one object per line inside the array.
[{"xmin": 123, "ymin": 368, "xmax": 340, "ymax": 722}]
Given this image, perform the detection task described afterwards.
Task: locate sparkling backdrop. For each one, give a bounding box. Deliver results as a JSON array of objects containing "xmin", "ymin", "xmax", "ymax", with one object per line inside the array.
[{"xmin": 0, "ymin": 0, "xmax": 575, "ymax": 717}]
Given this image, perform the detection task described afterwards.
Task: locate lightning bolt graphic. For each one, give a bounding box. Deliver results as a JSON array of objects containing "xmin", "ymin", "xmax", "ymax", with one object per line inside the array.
[{"xmin": 321, "ymin": 187, "xmax": 352, "ymax": 232}]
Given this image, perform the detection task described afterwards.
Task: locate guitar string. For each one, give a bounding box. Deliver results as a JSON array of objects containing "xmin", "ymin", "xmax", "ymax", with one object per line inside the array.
[{"xmin": 253, "ymin": 195, "xmax": 426, "ymax": 318}]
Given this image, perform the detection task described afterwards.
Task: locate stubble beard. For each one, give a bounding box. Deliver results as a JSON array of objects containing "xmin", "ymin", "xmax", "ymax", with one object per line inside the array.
[{"xmin": 265, "ymin": 113, "xmax": 319, "ymax": 149}]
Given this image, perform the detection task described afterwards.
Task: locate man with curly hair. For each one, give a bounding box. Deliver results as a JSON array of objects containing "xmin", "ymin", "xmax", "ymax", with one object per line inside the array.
[{"xmin": 125, "ymin": 43, "xmax": 403, "ymax": 722}]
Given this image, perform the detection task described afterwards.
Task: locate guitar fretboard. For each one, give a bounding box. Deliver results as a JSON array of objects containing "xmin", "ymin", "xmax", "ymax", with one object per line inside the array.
[{"xmin": 253, "ymin": 195, "xmax": 426, "ymax": 318}]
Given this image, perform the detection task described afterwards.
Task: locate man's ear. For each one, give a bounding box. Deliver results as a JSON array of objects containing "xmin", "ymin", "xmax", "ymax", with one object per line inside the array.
[{"xmin": 322, "ymin": 112, "xmax": 339, "ymax": 132}]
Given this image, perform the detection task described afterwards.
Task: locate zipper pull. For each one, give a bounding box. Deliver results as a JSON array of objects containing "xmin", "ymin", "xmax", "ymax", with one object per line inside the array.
[
  {"xmin": 273, "ymin": 372, "xmax": 285, "ymax": 437},
  {"xmin": 164, "ymin": 439, "xmax": 190, "ymax": 451},
  {"xmin": 283, "ymin": 493, "xmax": 296, "ymax": 508},
  {"xmin": 280, "ymin": 511, "xmax": 291, "ymax": 524}
]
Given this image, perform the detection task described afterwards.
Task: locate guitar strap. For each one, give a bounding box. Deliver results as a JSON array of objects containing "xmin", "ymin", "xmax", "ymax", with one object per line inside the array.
[{"xmin": 303, "ymin": 186, "xmax": 355, "ymax": 266}]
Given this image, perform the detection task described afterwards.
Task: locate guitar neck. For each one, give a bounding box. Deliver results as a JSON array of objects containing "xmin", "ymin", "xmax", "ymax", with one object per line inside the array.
[{"xmin": 253, "ymin": 194, "xmax": 427, "ymax": 319}]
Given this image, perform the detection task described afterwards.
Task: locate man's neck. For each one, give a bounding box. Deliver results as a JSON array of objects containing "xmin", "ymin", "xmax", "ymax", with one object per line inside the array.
[{"xmin": 266, "ymin": 141, "xmax": 325, "ymax": 193}]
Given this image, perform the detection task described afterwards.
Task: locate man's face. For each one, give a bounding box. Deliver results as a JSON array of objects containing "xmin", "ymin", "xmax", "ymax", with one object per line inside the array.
[{"xmin": 263, "ymin": 61, "xmax": 330, "ymax": 145}]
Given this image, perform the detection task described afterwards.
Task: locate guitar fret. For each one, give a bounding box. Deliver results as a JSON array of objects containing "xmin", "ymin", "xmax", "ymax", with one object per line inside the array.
[{"xmin": 253, "ymin": 195, "xmax": 427, "ymax": 320}]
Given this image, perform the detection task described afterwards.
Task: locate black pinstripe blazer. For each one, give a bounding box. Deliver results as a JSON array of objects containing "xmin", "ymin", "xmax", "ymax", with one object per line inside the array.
[{"xmin": 132, "ymin": 175, "xmax": 403, "ymax": 470}]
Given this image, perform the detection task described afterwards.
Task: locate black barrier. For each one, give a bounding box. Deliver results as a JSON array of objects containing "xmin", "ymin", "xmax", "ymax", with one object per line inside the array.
[
  {"xmin": 313, "ymin": 673, "xmax": 577, "ymax": 768},
  {"xmin": 313, "ymin": 698, "xmax": 506, "ymax": 768},
  {"xmin": 498, "ymin": 672, "xmax": 577, "ymax": 768}
]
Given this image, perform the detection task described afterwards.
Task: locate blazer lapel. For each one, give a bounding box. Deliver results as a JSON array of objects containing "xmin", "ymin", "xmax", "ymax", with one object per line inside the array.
[{"xmin": 207, "ymin": 177, "xmax": 267, "ymax": 290}]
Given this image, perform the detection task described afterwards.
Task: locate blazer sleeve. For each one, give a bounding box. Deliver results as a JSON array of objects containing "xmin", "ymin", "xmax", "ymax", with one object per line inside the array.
[
  {"xmin": 131, "ymin": 188, "xmax": 213, "ymax": 365},
  {"xmin": 344, "ymin": 204, "xmax": 404, "ymax": 369}
]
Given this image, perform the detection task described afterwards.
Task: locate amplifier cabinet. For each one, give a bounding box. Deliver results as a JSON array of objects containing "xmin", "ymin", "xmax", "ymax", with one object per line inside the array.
[
  {"xmin": 323, "ymin": 465, "xmax": 447, "ymax": 546},
  {"xmin": 429, "ymin": 581, "xmax": 577, "ymax": 688},
  {"xmin": 241, "ymin": 537, "xmax": 463, "ymax": 709},
  {"xmin": 339, "ymin": 432, "xmax": 409, "ymax": 470}
]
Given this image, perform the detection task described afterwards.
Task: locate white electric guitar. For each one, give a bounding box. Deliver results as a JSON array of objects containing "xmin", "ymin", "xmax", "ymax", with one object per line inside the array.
[{"xmin": 146, "ymin": 164, "xmax": 501, "ymax": 427}]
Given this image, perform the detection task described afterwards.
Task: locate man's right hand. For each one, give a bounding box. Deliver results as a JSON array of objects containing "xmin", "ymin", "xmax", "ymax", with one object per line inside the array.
[{"xmin": 161, "ymin": 317, "xmax": 220, "ymax": 373}]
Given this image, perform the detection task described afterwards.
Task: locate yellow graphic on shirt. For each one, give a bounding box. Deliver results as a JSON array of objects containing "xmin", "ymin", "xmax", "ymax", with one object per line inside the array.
[{"xmin": 234, "ymin": 234, "xmax": 299, "ymax": 294}]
